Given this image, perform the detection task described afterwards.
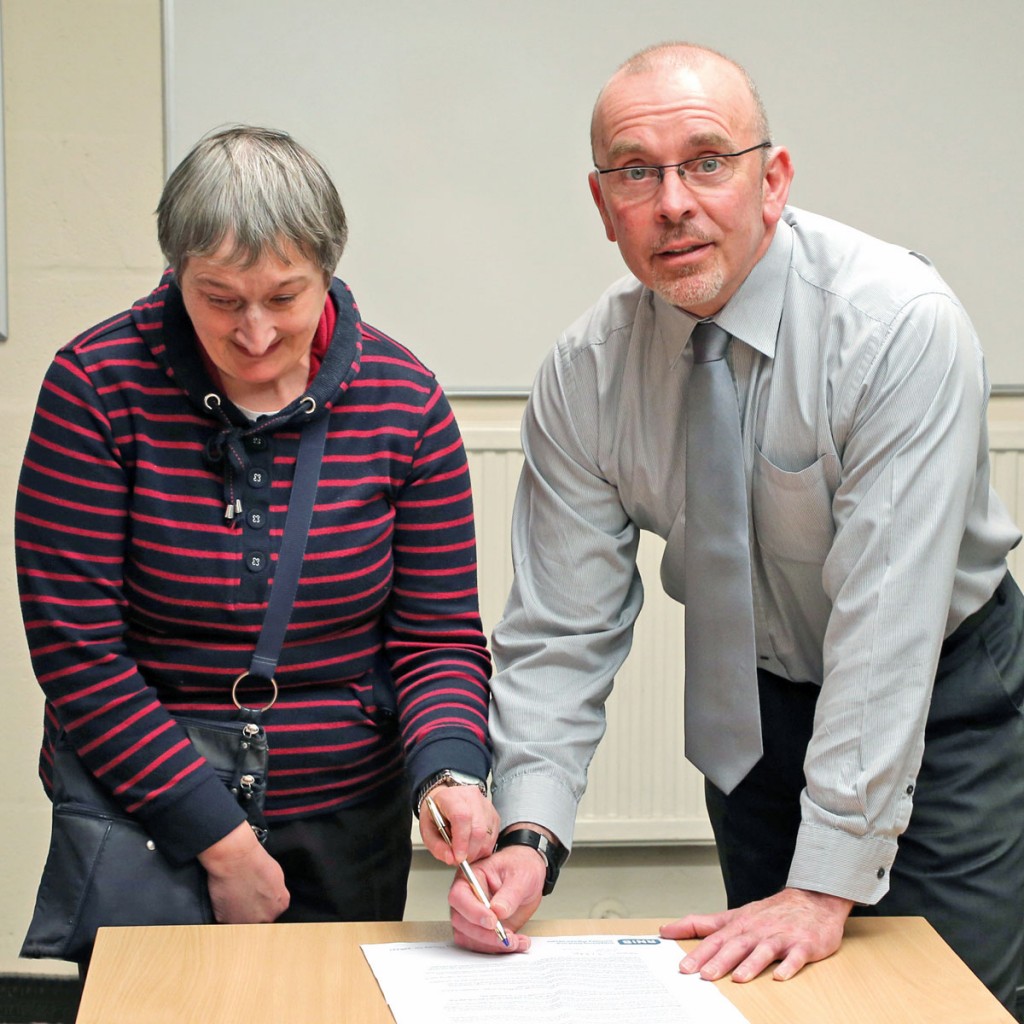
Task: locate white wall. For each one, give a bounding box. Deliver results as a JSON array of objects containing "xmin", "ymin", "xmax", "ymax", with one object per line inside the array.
[{"xmin": 162, "ymin": 0, "xmax": 1024, "ymax": 391}]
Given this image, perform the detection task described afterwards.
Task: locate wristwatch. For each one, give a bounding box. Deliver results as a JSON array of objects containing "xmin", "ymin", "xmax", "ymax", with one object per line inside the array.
[
  {"xmin": 414, "ymin": 769, "xmax": 487, "ymax": 816},
  {"xmin": 496, "ymin": 828, "xmax": 568, "ymax": 895}
]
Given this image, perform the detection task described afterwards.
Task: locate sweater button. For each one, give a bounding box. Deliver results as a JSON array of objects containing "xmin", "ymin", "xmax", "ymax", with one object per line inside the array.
[{"xmin": 246, "ymin": 551, "xmax": 267, "ymax": 573}]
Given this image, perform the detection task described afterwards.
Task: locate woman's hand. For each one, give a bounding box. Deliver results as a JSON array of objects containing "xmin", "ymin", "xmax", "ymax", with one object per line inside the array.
[
  {"xmin": 418, "ymin": 784, "xmax": 500, "ymax": 865},
  {"xmin": 198, "ymin": 822, "xmax": 291, "ymax": 924}
]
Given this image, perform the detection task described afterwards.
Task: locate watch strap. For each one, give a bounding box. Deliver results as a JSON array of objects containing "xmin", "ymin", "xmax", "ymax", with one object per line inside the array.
[
  {"xmin": 414, "ymin": 769, "xmax": 487, "ymax": 817},
  {"xmin": 496, "ymin": 828, "xmax": 567, "ymax": 895}
]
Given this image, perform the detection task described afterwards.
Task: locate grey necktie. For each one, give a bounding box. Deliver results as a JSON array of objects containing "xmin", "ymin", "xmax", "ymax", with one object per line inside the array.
[{"xmin": 682, "ymin": 320, "xmax": 762, "ymax": 794}]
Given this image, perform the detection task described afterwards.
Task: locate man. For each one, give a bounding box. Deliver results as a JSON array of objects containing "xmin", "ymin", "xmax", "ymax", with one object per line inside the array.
[{"xmin": 448, "ymin": 42, "xmax": 1024, "ymax": 1012}]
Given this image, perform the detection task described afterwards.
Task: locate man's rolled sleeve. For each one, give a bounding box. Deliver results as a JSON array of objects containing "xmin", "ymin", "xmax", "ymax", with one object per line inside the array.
[{"xmin": 788, "ymin": 822, "xmax": 898, "ymax": 904}]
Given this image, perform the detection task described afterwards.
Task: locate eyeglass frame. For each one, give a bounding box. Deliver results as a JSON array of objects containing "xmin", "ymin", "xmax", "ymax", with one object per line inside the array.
[{"xmin": 594, "ymin": 141, "xmax": 773, "ymax": 194}]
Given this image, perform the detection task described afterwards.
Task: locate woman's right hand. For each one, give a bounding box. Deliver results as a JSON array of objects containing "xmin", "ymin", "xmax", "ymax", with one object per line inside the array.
[{"xmin": 197, "ymin": 822, "xmax": 290, "ymax": 923}]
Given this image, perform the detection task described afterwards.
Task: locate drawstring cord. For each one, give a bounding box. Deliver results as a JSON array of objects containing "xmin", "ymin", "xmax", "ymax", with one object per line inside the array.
[{"xmin": 203, "ymin": 393, "xmax": 319, "ymax": 524}]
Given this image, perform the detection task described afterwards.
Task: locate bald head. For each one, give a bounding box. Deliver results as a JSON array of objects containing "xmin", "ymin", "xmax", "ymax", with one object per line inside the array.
[
  {"xmin": 590, "ymin": 43, "xmax": 770, "ymax": 164},
  {"xmin": 585, "ymin": 40, "xmax": 793, "ymax": 317}
]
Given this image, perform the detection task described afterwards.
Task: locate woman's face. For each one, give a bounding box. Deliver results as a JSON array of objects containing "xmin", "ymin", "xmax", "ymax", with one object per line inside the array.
[{"xmin": 178, "ymin": 238, "xmax": 330, "ymax": 410}]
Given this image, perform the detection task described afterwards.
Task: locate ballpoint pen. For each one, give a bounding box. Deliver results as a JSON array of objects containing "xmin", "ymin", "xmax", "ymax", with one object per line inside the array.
[{"xmin": 425, "ymin": 794, "xmax": 510, "ymax": 947}]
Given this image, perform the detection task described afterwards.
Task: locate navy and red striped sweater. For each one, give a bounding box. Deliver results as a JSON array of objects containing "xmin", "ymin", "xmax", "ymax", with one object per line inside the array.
[{"xmin": 15, "ymin": 272, "xmax": 492, "ymax": 864}]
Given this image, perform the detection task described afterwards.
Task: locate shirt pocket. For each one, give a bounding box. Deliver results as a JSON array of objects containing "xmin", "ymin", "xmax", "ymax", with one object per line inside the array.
[{"xmin": 751, "ymin": 447, "xmax": 836, "ymax": 566}]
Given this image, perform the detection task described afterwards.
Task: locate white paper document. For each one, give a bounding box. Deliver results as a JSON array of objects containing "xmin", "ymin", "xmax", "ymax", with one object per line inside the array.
[{"xmin": 361, "ymin": 934, "xmax": 751, "ymax": 1024}]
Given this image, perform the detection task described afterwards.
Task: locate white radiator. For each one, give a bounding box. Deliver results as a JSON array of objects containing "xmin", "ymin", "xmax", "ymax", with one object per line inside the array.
[
  {"xmin": 461, "ymin": 409, "xmax": 1024, "ymax": 846},
  {"xmin": 991, "ymin": 423, "xmax": 1024, "ymax": 585}
]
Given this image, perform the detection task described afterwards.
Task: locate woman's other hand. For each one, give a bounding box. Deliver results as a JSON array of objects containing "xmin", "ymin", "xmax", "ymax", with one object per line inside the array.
[{"xmin": 198, "ymin": 822, "xmax": 291, "ymax": 923}]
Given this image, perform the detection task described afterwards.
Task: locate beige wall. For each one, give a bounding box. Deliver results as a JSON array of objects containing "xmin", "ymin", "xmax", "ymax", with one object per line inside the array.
[
  {"xmin": 1, "ymin": 0, "xmax": 1021, "ymax": 980},
  {"xmin": 1, "ymin": 0, "xmax": 165, "ymax": 975}
]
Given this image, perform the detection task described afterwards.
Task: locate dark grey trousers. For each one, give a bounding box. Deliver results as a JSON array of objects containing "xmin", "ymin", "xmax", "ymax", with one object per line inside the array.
[
  {"xmin": 266, "ymin": 779, "xmax": 412, "ymax": 922},
  {"xmin": 705, "ymin": 573, "xmax": 1024, "ymax": 1017}
]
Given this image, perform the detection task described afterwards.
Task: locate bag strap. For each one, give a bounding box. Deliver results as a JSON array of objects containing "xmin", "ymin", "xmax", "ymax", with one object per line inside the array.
[{"xmin": 242, "ymin": 411, "xmax": 330, "ymax": 697}]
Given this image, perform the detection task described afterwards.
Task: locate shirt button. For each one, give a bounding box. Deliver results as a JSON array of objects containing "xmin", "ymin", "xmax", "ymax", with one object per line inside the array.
[
  {"xmin": 876, "ymin": 867, "xmax": 885, "ymax": 880},
  {"xmin": 248, "ymin": 468, "xmax": 268, "ymax": 488},
  {"xmin": 247, "ymin": 507, "xmax": 267, "ymax": 530},
  {"xmin": 245, "ymin": 435, "xmax": 268, "ymax": 451},
  {"xmin": 246, "ymin": 551, "xmax": 267, "ymax": 573}
]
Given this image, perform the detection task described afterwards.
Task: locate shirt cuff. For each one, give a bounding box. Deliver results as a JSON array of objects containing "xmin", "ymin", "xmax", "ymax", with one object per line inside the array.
[
  {"xmin": 787, "ymin": 821, "xmax": 898, "ymax": 905},
  {"xmin": 491, "ymin": 770, "xmax": 579, "ymax": 851}
]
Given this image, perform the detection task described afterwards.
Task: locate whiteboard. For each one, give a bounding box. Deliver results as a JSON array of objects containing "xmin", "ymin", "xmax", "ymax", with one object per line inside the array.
[{"xmin": 164, "ymin": 0, "xmax": 1024, "ymax": 392}]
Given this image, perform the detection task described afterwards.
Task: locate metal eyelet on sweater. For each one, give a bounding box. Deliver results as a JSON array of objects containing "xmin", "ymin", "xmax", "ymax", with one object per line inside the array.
[
  {"xmin": 300, "ymin": 396, "xmax": 317, "ymax": 414},
  {"xmin": 204, "ymin": 393, "xmax": 222, "ymax": 409}
]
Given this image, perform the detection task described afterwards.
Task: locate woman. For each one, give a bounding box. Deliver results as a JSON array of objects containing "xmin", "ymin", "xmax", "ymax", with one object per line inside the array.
[{"xmin": 16, "ymin": 126, "xmax": 497, "ymax": 939}]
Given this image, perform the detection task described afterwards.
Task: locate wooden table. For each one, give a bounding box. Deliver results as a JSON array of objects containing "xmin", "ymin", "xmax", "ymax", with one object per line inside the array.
[{"xmin": 76, "ymin": 916, "xmax": 1014, "ymax": 1023}]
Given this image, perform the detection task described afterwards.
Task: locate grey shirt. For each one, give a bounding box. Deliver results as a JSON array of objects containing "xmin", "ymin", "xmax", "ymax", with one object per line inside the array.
[{"xmin": 489, "ymin": 206, "xmax": 1021, "ymax": 904}]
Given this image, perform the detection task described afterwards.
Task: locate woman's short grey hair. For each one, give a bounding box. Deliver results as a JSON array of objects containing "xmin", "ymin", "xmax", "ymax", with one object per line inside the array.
[{"xmin": 157, "ymin": 125, "xmax": 348, "ymax": 279}]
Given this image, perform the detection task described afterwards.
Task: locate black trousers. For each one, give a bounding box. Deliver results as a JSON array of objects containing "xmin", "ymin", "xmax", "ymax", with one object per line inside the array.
[
  {"xmin": 705, "ymin": 573, "xmax": 1024, "ymax": 1016},
  {"xmin": 265, "ymin": 780, "xmax": 413, "ymax": 922}
]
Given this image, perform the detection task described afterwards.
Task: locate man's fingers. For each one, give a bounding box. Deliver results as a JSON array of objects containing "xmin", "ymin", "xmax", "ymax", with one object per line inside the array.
[
  {"xmin": 772, "ymin": 945, "xmax": 811, "ymax": 982},
  {"xmin": 449, "ymin": 875, "xmax": 529, "ymax": 954},
  {"xmin": 730, "ymin": 940, "xmax": 791, "ymax": 983},
  {"xmin": 447, "ymin": 847, "xmax": 546, "ymax": 955},
  {"xmin": 691, "ymin": 933, "xmax": 757, "ymax": 981},
  {"xmin": 678, "ymin": 932, "xmax": 725, "ymax": 975},
  {"xmin": 661, "ymin": 912, "xmax": 729, "ymax": 940}
]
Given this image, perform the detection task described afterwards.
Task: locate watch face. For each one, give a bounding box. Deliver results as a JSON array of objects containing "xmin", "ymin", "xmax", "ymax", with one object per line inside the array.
[{"xmin": 446, "ymin": 771, "xmax": 481, "ymax": 786}]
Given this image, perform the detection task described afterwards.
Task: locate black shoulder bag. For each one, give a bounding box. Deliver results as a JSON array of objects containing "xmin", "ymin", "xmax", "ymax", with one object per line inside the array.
[{"xmin": 21, "ymin": 413, "xmax": 329, "ymax": 964}]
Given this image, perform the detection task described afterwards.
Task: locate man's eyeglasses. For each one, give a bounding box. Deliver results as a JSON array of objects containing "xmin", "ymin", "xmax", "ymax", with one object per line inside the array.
[{"xmin": 595, "ymin": 141, "xmax": 772, "ymax": 201}]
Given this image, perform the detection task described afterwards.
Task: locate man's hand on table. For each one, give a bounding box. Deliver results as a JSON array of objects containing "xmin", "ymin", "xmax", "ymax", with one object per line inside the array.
[{"xmin": 660, "ymin": 887, "xmax": 854, "ymax": 982}]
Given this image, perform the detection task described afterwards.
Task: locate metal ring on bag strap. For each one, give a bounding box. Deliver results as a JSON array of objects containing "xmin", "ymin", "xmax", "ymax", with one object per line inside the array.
[{"xmin": 231, "ymin": 672, "xmax": 279, "ymax": 713}]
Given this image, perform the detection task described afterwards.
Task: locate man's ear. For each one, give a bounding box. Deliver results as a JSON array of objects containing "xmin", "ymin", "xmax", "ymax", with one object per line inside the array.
[
  {"xmin": 589, "ymin": 172, "xmax": 618, "ymax": 242},
  {"xmin": 761, "ymin": 146, "xmax": 794, "ymax": 229}
]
